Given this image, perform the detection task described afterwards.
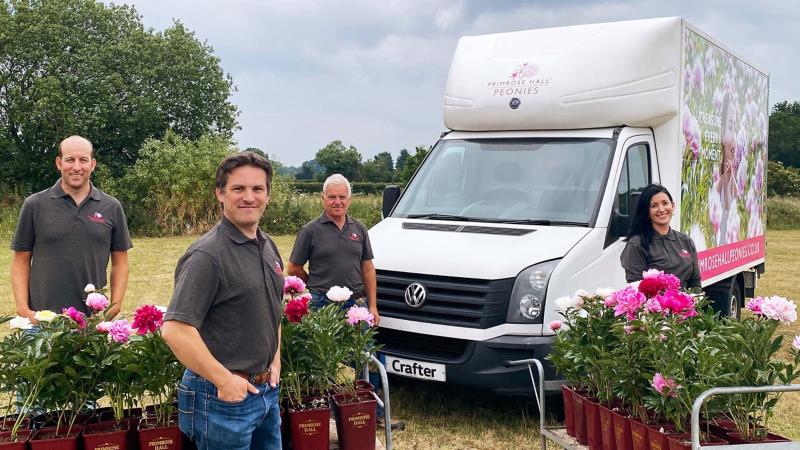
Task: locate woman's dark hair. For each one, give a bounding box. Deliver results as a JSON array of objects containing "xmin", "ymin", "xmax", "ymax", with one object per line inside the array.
[{"xmin": 624, "ymin": 184, "xmax": 674, "ymax": 251}]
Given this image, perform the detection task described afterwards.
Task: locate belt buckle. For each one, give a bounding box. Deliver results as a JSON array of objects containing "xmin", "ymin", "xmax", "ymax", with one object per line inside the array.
[{"xmin": 252, "ymin": 369, "xmax": 270, "ymax": 386}]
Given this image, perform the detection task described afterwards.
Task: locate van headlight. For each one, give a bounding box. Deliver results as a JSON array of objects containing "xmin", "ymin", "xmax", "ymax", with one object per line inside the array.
[{"xmin": 506, "ymin": 259, "xmax": 560, "ymax": 324}]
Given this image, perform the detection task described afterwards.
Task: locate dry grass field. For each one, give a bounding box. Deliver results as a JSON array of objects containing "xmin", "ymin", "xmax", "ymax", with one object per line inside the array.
[{"xmin": 1, "ymin": 230, "xmax": 799, "ymax": 449}]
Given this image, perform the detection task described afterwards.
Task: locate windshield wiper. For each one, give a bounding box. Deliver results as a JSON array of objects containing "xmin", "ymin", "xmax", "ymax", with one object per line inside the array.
[
  {"xmin": 406, "ymin": 214, "xmax": 475, "ymax": 222},
  {"xmin": 499, "ymin": 219, "xmax": 588, "ymax": 226}
]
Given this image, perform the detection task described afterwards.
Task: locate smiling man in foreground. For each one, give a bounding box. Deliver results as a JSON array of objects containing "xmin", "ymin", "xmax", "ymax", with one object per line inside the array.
[{"xmin": 162, "ymin": 151, "xmax": 284, "ymax": 449}]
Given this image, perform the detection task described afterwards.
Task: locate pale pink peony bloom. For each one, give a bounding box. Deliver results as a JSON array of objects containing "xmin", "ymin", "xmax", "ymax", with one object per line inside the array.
[
  {"xmin": 693, "ymin": 56, "xmax": 704, "ymax": 94},
  {"xmin": 684, "ymin": 65, "xmax": 692, "ymax": 87},
  {"xmin": 736, "ymin": 158, "xmax": 748, "ymax": 199},
  {"xmin": 283, "ymin": 276, "xmax": 306, "ymax": 297},
  {"xmin": 96, "ymin": 321, "xmax": 113, "ymax": 332},
  {"xmin": 595, "ymin": 287, "xmax": 615, "ymax": 301},
  {"xmin": 746, "ymin": 297, "xmax": 764, "ymax": 315},
  {"xmin": 745, "ymin": 187, "xmax": 756, "ymax": 213},
  {"xmin": 346, "ymin": 306, "xmax": 375, "ymax": 327},
  {"xmin": 708, "ymin": 186, "xmax": 723, "ymax": 236},
  {"xmin": 624, "ymin": 325, "xmax": 634, "ymax": 335},
  {"xmin": 754, "ymin": 156, "xmax": 764, "ymax": 193},
  {"xmin": 86, "ymin": 293, "xmax": 110, "ymax": 311},
  {"xmin": 725, "ymin": 207, "xmax": 741, "ymax": 245},
  {"xmin": 644, "ymin": 298, "xmax": 662, "ymax": 314},
  {"xmin": 652, "ymin": 373, "xmax": 681, "ymax": 398},
  {"xmin": 108, "ymin": 319, "xmax": 133, "ymax": 343},
  {"xmin": 761, "ymin": 296, "xmax": 798, "ymax": 325},
  {"xmin": 643, "ymin": 269, "xmax": 661, "ymax": 280},
  {"xmin": 748, "ymin": 211, "xmax": 763, "ymax": 239},
  {"xmin": 549, "ymin": 320, "xmax": 563, "ymax": 331},
  {"xmin": 793, "ymin": 336, "xmax": 800, "ymax": 351},
  {"xmin": 713, "ymin": 165, "xmax": 720, "ymax": 183}
]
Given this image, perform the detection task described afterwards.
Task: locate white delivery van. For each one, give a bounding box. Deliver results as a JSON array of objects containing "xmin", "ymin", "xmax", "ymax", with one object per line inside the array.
[{"xmin": 372, "ymin": 17, "xmax": 769, "ymax": 396}]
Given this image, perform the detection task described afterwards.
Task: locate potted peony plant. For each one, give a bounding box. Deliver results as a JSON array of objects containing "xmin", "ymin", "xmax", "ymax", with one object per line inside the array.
[
  {"xmin": 715, "ymin": 296, "xmax": 800, "ymax": 444},
  {"xmin": 0, "ymin": 316, "xmax": 35, "ymax": 448},
  {"xmin": 127, "ymin": 305, "xmax": 185, "ymax": 450},
  {"xmin": 332, "ymin": 301, "xmax": 381, "ymax": 450}
]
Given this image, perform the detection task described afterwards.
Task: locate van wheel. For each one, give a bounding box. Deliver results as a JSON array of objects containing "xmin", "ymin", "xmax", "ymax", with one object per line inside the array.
[{"xmin": 707, "ymin": 276, "xmax": 741, "ymax": 320}]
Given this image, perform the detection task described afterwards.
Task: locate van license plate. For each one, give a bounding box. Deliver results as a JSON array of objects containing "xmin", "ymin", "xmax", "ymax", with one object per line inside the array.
[{"xmin": 385, "ymin": 356, "xmax": 446, "ymax": 382}]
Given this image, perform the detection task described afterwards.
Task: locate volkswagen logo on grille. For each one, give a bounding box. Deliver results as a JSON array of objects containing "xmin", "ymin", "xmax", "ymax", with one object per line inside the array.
[{"xmin": 404, "ymin": 283, "xmax": 427, "ymax": 308}]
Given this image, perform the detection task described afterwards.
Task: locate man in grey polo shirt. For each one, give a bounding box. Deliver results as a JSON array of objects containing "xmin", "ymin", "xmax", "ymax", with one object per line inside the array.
[
  {"xmin": 10, "ymin": 135, "xmax": 132, "ymax": 319},
  {"xmin": 162, "ymin": 152, "xmax": 283, "ymax": 449}
]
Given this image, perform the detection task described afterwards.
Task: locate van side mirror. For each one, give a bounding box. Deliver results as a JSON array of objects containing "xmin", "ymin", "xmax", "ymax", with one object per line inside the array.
[{"xmin": 382, "ymin": 185, "xmax": 401, "ymax": 219}]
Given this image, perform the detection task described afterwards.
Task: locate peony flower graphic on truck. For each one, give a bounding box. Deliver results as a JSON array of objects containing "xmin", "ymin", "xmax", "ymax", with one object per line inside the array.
[{"xmin": 509, "ymin": 62, "xmax": 539, "ymax": 79}]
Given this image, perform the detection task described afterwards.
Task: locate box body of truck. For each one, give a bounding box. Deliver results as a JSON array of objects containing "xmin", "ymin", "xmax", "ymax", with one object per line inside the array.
[{"xmin": 371, "ymin": 17, "xmax": 769, "ymax": 395}]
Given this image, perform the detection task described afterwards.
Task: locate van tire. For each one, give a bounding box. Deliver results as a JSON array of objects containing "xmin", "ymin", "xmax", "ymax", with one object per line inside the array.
[{"xmin": 706, "ymin": 276, "xmax": 742, "ymax": 320}]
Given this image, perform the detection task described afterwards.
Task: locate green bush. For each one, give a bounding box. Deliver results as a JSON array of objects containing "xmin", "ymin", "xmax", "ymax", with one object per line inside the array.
[
  {"xmin": 767, "ymin": 161, "xmax": 800, "ymax": 197},
  {"xmin": 288, "ymin": 181, "xmax": 401, "ymax": 195},
  {"xmin": 766, "ymin": 196, "xmax": 800, "ymax": 230},
  {"xmin": 99, "ymin": 132, "xmax": 235, "ymax": 236}
]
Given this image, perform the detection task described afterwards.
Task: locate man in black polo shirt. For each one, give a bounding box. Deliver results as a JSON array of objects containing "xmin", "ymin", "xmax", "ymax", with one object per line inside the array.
[
  {"xmin": 288, "ymin": 173, "xmax": 405, "ymax": 430},
  {"xmin": 10, "ymin": 135, "xmax": 132, "ymax": 319},
  {"xmin": 162, "ymin": 152, "xmax": 283, "ymax": 450}
]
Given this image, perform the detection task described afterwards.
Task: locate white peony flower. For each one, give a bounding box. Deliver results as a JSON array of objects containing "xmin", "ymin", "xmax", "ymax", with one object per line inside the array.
[
  {"xmin": 595, "ymin": 287, "xmax": 615, "ymax": 300},
  {"xmin": 9, "ymin": 316, "xmax": 33, "ymax": 330},
  {"xmin": 326, "ymin": 286, "xmax": 353, "ymax": 302},
  {"xmin": 84, "ymin": 284, "xmax": 96, "ymax": 293},
  {"xmin": 33, "ymin": 310, "xmax": 57, "ymax": 322},
  {"xmin": 555, "ymin": 295, "xmax": 583, "ymax": 312}
]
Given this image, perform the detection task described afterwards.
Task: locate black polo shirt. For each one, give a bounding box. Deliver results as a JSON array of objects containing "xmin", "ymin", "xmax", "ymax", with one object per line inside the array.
[
  {"xmin": 621, "ymin": 228, "xmax": 702, "ymax": 289},
  {"xmin": 164, "ymin": 215, "xmax": 284, "ymax": 374},
  {"xmin": 10, "ymin": 179, "xmax": 133, "ymax": 314},
  {"xmin": 289, "ymin": 211, "xmax": 373, "ymax": 295}
]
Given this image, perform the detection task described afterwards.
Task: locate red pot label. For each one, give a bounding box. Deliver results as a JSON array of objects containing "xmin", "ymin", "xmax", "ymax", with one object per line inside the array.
[
  {"xmin": 96, "ymin": 445, "xmax": 121, "ymax": 450},
  {"xmin": 299, "ymin": 420, "xmax": 322, "ymax": 436}
]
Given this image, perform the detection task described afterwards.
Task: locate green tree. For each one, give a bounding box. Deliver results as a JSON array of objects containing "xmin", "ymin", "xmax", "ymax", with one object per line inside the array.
[
  {"xmin": 396, "ymin": 148, "xmax": 410, "ymax": 173},
  {"xmin": 0, "ymin": 0, "xmax": 240, "ymax": 193},
  {"xmin": 399, "ymin": 145, "xmax": 430, "ymax": 184},
  {"xmin": 314, "ymin": 140, "xmax": 362, "ymax": 181},
  {"xmin": 374, "ymin": 151, "xmax": 394, "ymax": 173},
  {"xmin": 768, "ymin": 101, "xmax": 800, "ymax": 168}
]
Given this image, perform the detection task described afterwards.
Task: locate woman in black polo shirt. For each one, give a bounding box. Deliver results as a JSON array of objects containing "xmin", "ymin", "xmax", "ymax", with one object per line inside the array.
[{"xmin": 621, "ymin": 184, "xmax": 702, "ymax": 289}]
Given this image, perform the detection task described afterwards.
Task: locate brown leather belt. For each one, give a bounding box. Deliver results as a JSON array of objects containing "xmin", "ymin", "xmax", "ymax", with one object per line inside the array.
[{"xmin": 232, "ymin": 369, "xmax": 270, "ymax": 386}]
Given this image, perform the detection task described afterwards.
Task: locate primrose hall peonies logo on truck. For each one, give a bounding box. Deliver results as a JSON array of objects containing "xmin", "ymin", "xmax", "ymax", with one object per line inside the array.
[{"xmin": 486, "ymin": 62, "xmax": 552, "ymax": 97}]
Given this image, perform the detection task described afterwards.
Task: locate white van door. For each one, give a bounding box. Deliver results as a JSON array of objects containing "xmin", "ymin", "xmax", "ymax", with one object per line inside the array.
[{"xmin": 604, "ymin": 134, "xmax": 659, "ymax": 285}]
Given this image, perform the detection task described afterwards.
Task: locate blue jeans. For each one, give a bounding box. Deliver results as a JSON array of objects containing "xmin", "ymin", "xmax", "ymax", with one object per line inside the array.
[
  {"xmin": 178, "ymin": 369, "xmax": 281, "ymax": 450},
  {"xmin": 308, "ymin": 291, "xmax": 384, "ymax": 419}
]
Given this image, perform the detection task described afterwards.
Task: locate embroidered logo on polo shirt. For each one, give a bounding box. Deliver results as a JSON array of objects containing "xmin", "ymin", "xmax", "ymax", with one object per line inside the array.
[
  {"xmin": 274, "ymin": 261, "xmax": 283, "ymax": 275},
  {"xmin": 349, "ymin": 233, "xmax": 360, "ymax": 242},
  {"xmin": 680, "ymin": 249, "xmax": 691, "ymax": 258},
  {"xmin": 88, "ymin": 212, "xmax": 105, "ymax": 223}
]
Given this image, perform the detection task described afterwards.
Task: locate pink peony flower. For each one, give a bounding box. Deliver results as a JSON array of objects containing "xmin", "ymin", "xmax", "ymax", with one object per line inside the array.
[
  {"xmin": 652, "ymin": 373, "xmax": 681, "ymax": 398},
  {"xmin": 713, "ymin": 165, "xmax": 720, "ymax": 183},
  {"xmin": 713, "ymin": 88, "xmax": 724, "ymax": 111},
  {"xmin": 604, "ymin": 297, "xmax": 617, "ymax": 308},
  {"xmin": 761, "ymin": 296, "xmax": 798, "ymax": 325},
  {"xmin": 736, "ymin": 158, "xmax": 748, "ymax": 198},
  {"xmin": 644, "ymin": 298, "xmax": 663, "ymax": 314},
  {"xmin": 86, "ymin": 293, "xmax": 110, "ymax": 311},
  {"xmin": 283, "ymin": 276, "xmax": 306, "ymax": 297},
  {"xmin": 655, "ymin": 290, "xmax": 697, "ymax": 320},
  {"xmin": 642, "ymin": 269, "xmax": 661, "ymax": 280},
  {"xmin": 549, "ymin": 320, "xmax": 563, "ymax": 331},
  {"xmin": 693, "ymin": 56, "xmax": 704, "ymax": 94},
  {"xmin": 725, "ymin": 208, "xmax": 740, "ymax": 245},
  {"xmin": 612, "ymin": 285, "xmax": 647, "ymax": 321},
  {"xmin": 96, "ymin": 321, "xmax": 113, "ymax": 332},
  {"xmin": 108, "ymin": 319, "xmax": 133, "ymax": 343},
  {"xmin": 754, "ymin": 156, "xmax": 764, "ymax": 193},
  {"xmin": 62, "ymin": 307, "xmax": 87, "ymax": 328},
  {"xmin": 624, "ymin": 325, "xmax": 634, "ymax": 334},
  {"xmin": 748, "ymin": 211, "xmax": 763, "ymax": 239},
  {"xmin": 793, "ymin": 336, "xmax": 800, "ymax": 351},
  {"xmin": 746, "ymin": 297, "xmax": 764, "ymax": 315},
  {"xmin": 708, "ymin": 187, "xmax": 723, "ymax": 236},
  {"xmin": 132, "ymin": 305, "xmax": 164, "ymax": 335},
  {"xmin": 346, "ymin": 306, "xmax": 375, "ymax": 327}
]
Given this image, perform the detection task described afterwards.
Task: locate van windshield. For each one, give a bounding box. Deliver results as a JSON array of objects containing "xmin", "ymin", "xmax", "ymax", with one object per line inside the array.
[{"xmin": 392, "ymin": 138, "xmax": 614, "ymax": 225}]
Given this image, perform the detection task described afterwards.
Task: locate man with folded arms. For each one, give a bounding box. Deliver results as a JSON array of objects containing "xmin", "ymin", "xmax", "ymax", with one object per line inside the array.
[{"xmin": 163, "ymin": 152, "xmax": 284, "ymax": 449}]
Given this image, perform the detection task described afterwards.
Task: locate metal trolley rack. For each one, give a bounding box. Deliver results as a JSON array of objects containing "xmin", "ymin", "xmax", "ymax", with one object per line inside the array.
[
  {"xmin": 507, "ymin": 358, "xmax": 800, "ymax": 450},
  {"xmin": 362, "ymin": 353, "xmax": 393, "ymax": 450}
]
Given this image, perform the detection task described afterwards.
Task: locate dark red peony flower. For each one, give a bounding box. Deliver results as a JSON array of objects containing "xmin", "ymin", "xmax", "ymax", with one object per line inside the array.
[
  {"xmin": 133, "ymin": 304, "xmax": 164, "ymax": 335},
  {"xmin": 285, "ymin": 298, "xmax": 310, "ymax": 323}
]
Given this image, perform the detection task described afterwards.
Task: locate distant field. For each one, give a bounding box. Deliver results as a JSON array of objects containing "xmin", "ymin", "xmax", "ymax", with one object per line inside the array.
[{"xmin": 1, "ymin": 230, "xmax": 799, "ymax": 448}]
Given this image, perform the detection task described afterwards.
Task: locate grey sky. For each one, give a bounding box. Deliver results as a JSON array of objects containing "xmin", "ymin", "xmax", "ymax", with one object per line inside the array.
[{"xmin": 122, "ymin": 0, "xmax": 799, "ymax": 166}]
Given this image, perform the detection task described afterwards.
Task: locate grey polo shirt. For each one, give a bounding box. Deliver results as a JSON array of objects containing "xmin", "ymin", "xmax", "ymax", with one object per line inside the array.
[
  {"xmin": 289, "ymin": 211, "xmax": 374, "ymax": 295},
  {"xmin": 10, "ymin": 179, "xmax": 133, "ymax": 314},
  {"xmin": 621, "ymin": 228, "xmax": 702, "ymax": 289},
  {"xmin": 164, "ymin": 215, "xmax": 284, "ymax": 374}
]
